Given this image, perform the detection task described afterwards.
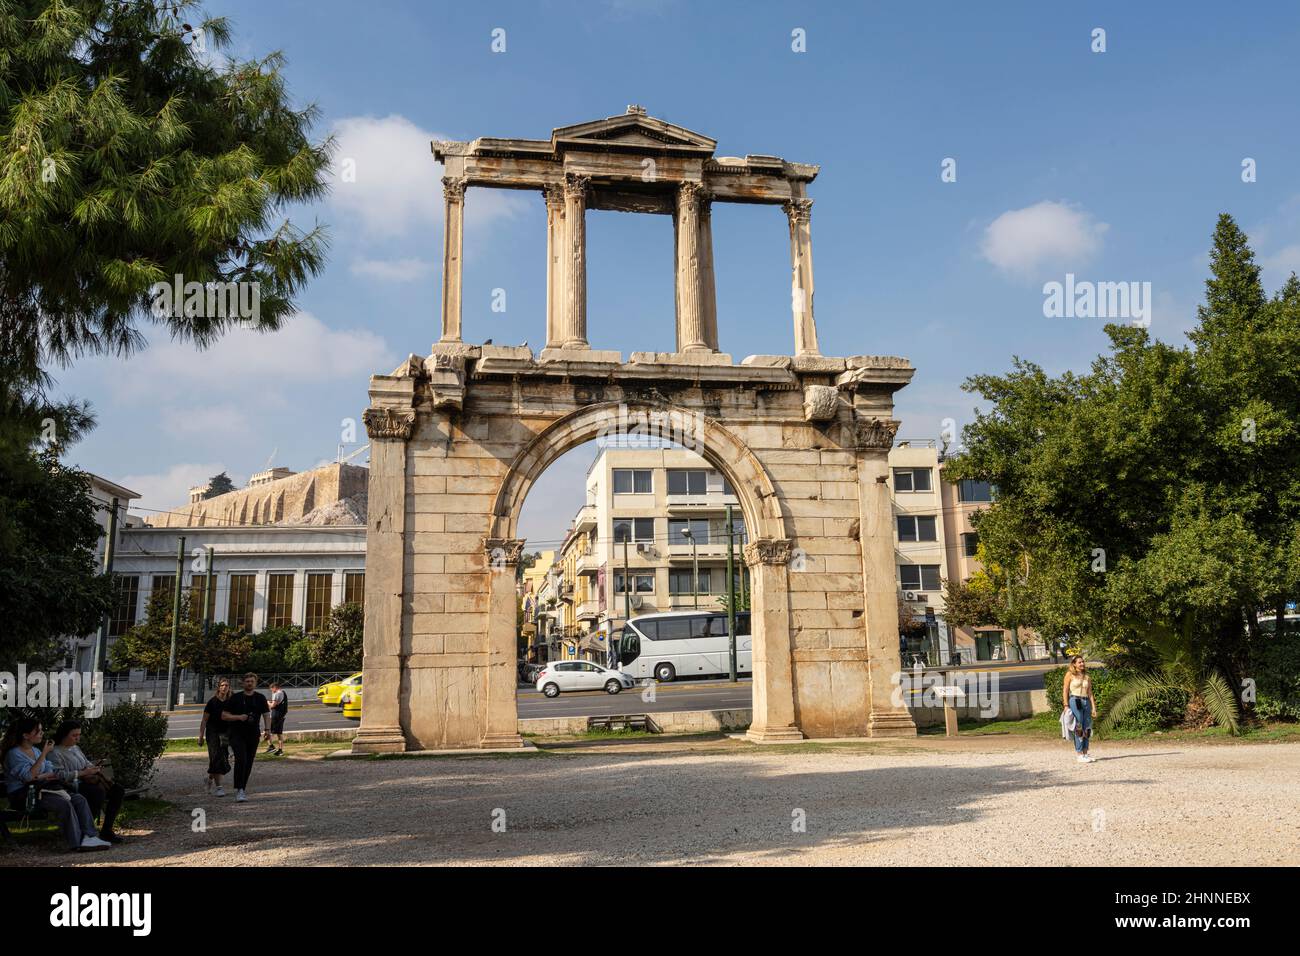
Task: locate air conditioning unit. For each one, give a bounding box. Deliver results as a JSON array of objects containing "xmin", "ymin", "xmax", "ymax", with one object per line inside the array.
[
  {"xmin": 913, "ymin": 593, "xmax": 928, "ymax": 603},
  {"xmin": 903, "ymin": 591, "xmax": 917, "ymax": 601},
  {"xmin": 635, "ymin": 542, "xmax": 652, "ymax": 555}
]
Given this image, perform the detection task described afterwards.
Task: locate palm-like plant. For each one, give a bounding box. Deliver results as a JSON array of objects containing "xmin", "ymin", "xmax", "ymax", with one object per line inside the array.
[{"xmin": 1101, "ymin": 615, "xmax": 1240, "ymax": 735}]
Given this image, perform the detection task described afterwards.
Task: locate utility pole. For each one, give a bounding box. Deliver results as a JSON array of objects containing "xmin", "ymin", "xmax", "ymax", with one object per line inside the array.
[
  {"xmin": 91, "ymin": 497, "xmax": 120, "ymax": 674},
  {"xmin": 623, "ymin": 536, "xmax": 631, "ymax": 625},
  {"xmin": 196, "ymin": 546, "xmax": 214, "ymax": 701},
  {"xmin": 725, "ymin": 505, "xmax": 737, "ymax": 682},
  {"xmin": 164, "ymin": 536, "xmax": 185, "ymax": 711},
  {"xmin": 683, "ymin": 527, "xmax": 699, "ymax": 609}
]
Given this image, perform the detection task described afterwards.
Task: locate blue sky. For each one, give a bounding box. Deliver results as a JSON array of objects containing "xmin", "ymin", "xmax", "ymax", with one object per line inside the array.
[{"xmin": 62, "ymin": 0, "xmax": 1300, "ymax": 547}]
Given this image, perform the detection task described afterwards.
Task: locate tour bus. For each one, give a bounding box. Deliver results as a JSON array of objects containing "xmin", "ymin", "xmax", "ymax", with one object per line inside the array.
[{"xmin": 617, "ymin": 610, "xmax": 752, "ymax": 682}]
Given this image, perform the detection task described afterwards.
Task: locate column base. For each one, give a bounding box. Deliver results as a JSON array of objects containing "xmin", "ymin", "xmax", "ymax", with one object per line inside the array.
[
  {"xmin": 745, "ymin": 725, "xmax": 805, "ymax": 744},
  {"xmin": 868, "ymin": 710, "xmax": 918, "ymax": 738},
  {"xmin": 479, "ymin": 732, "xmax": 528, "ymax": 749},
  {"xmin": 350, "ymin": 726, "xmax": 407, "ymax": 754}
]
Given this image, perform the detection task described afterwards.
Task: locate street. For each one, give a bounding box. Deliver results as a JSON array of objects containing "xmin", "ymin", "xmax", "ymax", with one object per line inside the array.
[{"xmin": 165, "ymin": 664, "xmax": 1057, "ymax": 738}]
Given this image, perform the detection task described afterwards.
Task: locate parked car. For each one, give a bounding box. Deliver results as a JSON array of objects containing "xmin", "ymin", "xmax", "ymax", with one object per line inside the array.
[
  {"xmin": 318, "ymin": 672, "xmax": 362, "ymax": 708},
  {"xmin": 341, "ymin": 686, "xmax": 363, "ymax": 720},
  {"xmin": 535, "ymin": 661, "xmax": 634, "ymax": 698}
]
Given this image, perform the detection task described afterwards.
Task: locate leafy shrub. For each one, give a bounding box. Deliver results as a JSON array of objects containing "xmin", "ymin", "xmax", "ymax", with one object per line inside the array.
[
  {"xmin": 1043, "ymin": 666, "xmax": 1188, "ymax": 733},
  {"xmin": 82, "ymin": 701, "xmax": 168, "ymax": 791},
  {"xmin": 1250, "ymin": 631, "xmax": 1300, "ymax": 721}
]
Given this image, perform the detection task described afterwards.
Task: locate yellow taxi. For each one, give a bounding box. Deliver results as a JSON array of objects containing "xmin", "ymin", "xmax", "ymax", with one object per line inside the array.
[
  {"xmin": 317, "ymin": 672, "xmax": 362, "ymax": 708},
  {"xmin": 341, "ymin": 685, "xmax": 362, "ymax": 720}
]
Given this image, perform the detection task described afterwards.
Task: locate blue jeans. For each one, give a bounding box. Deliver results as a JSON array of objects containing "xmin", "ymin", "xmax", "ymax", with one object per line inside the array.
[{"xmin": 1069, "ymin": 696, "xmax": 1092, "ymax": 753}]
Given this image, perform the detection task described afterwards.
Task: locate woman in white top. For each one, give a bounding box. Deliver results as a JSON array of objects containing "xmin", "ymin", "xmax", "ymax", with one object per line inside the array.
[{"xmin": 1062, "ymin": 656, "xmax": 1097, "ymax": 762}]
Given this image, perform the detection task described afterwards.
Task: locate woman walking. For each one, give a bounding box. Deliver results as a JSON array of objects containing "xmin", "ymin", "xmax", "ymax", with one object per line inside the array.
[
  {"xmin": 2, "ymin": 717, "xmax": 110, "ymax": 852},
  {"xmin": 1062, "ymin": 656, "xmax": 1097, "ymax": 762},
  {"xmin": 199, "ymin": 677, "xmax": 233, "ymax": 796}
]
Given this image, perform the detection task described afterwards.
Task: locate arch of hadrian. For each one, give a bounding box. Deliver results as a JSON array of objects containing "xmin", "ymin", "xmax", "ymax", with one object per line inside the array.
[{"xmin": 353, "ymin": 107, "xmax": 917, "ymax": 752}]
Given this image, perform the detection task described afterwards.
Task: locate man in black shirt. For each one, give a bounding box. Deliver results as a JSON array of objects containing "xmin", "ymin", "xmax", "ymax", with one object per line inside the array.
[{"xmin": 221, "ymin": 673, "xmax": 271, "ymax": 802}]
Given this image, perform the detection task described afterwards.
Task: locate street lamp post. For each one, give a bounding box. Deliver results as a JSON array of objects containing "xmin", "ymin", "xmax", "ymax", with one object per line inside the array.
[{"xmin": 682, "ymin": 527, "xmax": 698, "ymax": 609}]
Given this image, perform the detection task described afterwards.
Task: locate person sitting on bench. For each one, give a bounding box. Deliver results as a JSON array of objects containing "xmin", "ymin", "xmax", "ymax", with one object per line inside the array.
[
  {"xmin": 48, "ymin": 720, "xmax": 125, "ymax": 844},
  {"xmin": 2, "ymin": 717, "xmax": 109, "ymax": 852}
]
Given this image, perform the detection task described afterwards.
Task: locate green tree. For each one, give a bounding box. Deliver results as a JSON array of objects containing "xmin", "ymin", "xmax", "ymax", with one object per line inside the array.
[
  {"xmin": 0, "ymin": 445, "xmax": 112, "ymax": 670},
  {"xmin": 111, "ymin": 589, "xmax": 249, "ymax": 672},
  {"xmin": 945, "ymin": 214, "xmax": 1299, "ymax": 725},
  {"xmin": 0, "ymin": 0, "xmax": 331, "ymax": 399},
  {"xmin": 308, "ymin": 601, "xmax": 362, "ymax": 671},
  {"xmin": 202, "ymin": 470, "xmax": 234, "ymax": 499}
]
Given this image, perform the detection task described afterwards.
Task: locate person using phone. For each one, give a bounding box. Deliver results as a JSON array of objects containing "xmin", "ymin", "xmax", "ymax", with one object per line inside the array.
[
  {"xmin": 2, "ymin": 717, "xmax": 109, "ymax": 852},
  {"xmin": 48, "ymin": 720, "xmax": 126, "ymax": 843}
]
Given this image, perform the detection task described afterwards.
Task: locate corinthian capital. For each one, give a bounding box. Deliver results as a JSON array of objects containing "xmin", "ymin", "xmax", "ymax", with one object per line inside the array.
[
  {"xmin": 853, "ymin": 417, "xmax": 900, "ymax": 450},
  {"xmin": 743, "ymin": 537, "xmax": 794, "ymax": 568},
  {"xmin": 542, "ymin": 182, "xmax": 565, "ymax": 209},
  {"xmin": 363, "ymin": 406, "xmax": 417, "ymax": 442},
  {"xmin": 784, "ymin": 197, "xmax": 813, "ymax": 224},
  {"xmin": 563, "ymin": 173, "xmax": 590, "ymax": 200},
  {"xmin": 484, "ymin": 537, "xmax": 525, "ymax": 570},
  {"xmin": 442, "ymin": 176, "xmax": 466, "ymax": 202}
]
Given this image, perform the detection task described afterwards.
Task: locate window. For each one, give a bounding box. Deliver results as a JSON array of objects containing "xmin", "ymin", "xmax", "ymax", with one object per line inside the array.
[
  {"xmin": 668, "ymin": 517, "xmax": 710, "ymax": 545},
  {"xmin": 656, "ymin": 617, "xmax": 693, "ymax": 641},
  {"xmin": 344, "ymin": 571, "xmax": 365, "ymax": 609},
  {"xmin": 612, "ymin": 469, "xmax": 653, "ymax": 494},
  {"xmin": 150, "ymin": 574, "xmax": 176, "ymax": 609},
  {"xmin": 613, "ymin": 517, "xmax": 654, "ymax": 544},
  {"xmin": 893, "ymin": 468, "xmax": 932, "ymax": 492},
  {"xmin": 613, "ymin": 572, "xmax": 655, "ymax": 594},
  {"xmin": 961, "ymin": 532, "xmax": 980, "ymax": 557},
  {"xmin": 667, "ymin": 469, "xmax": 708, "ymax": 495},
  {"xmin": 957, "ymin": 479, "xmax": 994, "ymax": 503},
  {"xmin": 669, "ymin": 569, "xmax": 712, "ymax": 594},
  {"xmin": 226, "ymin": 574, "xmax": 256, "ymax": 632},
  {"xmin": 188, "ymin": 574, "xmax": 217, "ymax": 623},
  {"xmin": 305, "ymin": 572, "xmax": 333, "ymax": 634},
  {"xmin": 899, "ymin": 564, "xmax": 942, "ymax": 592},
  {"xmin": 266, "ymin": 573, "xmax": 294, "ymax": 629},
  {"xmin": 897, "ymin": 515, "xmax": 938, "ymax": 542},
  {"xmin": 108, "ymin": 575, "xmax": 139, "ymax": 636}
]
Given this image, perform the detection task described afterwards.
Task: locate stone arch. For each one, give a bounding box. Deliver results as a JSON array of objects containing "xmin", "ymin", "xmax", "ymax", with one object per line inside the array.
[{"xmin": 487, "ymin": 399, "xmax": 788, "ymax": 544}]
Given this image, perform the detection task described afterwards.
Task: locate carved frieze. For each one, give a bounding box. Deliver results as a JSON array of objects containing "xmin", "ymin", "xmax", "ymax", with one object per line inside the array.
[{"xmin": 853, "ymin": 418, "xmax": 900, "ymax": 449}]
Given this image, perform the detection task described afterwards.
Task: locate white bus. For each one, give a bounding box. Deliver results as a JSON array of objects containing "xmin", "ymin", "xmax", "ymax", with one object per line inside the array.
[{"xmin": 616, "ymin": 610, "xmax": 752, "ymax": 682}]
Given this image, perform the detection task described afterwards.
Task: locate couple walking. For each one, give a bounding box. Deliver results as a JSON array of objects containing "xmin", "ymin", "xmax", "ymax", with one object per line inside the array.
[{"xmin": 198, "ymin": 674, "xmax": 288, "ymax": 801}]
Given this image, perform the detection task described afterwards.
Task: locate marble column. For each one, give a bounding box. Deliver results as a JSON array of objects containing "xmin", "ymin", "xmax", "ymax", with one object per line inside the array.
[
  {"xmin": 744, "ymin": 538, "xmax": 805, "ymax": 743},
  {"xmin": 352, "ymin": 401, "xmax": 417, "ymax": 754},
  {"xmin": 674, "ymin": 182, "xmax": 709, "ymax": 352},
  {"xmin": 699, "ymin": 195, "xmax": 719, "ymax": 351},
  {"xmin": 560, "ymin": 174, "xmax": 589, "ymax": 349},
  {"xmin": 482, "ymin": 538, "xmax": 527, "ymax": 748},
  {"xmin": 854, "ymin": 419, "xmax": 918, "ymax": 737},
  {"xmin": 439, "ymin": 177, "xmax": 466, "ymax": 343},
  {"xmin": 785, "ymin": 197, "xmax": 820, "ymax": 356},
  {"xmin": 543, "ymin": 183, "xmax": 565, "ymax": 350}
]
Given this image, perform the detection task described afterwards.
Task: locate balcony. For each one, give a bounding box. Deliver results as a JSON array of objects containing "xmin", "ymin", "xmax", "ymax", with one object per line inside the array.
[
  {"xmin": 667, "ymin": 541, "xmax": 731, "ymax": 560},
  {"xmin": 665, "ymin": 493, "xmax": 739, "ymax": 513},
  {"xmin": 576, "ymin": 597, "xmax": 601, "ymax": 622},
  {"xmin": 573, "ymin": 503, "xmax": 597, "ymax": 533},
  {"xmin": 576, "ymin": 549, "xmax": 600, "ymax": 576}
]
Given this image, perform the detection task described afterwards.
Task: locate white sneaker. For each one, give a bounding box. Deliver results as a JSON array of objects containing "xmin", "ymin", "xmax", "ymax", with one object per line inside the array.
[
  {"xmin": 236, "ymin": 789, "xmax": 248, "ymax": 802},
  {"xmin": 1077, "ymin": 754, "xmax": 1090, "ymax": 763},
  {"xmin": 1082, "ymin": 755, "xmax": 1095, "ymax": 762},
  {"xmin": 79, "ymin": 835, "xmax": 111, "ymax": 850},
  {"xmin": 214, "ymin": 786, "xmax": 225, "ymax": 797}
]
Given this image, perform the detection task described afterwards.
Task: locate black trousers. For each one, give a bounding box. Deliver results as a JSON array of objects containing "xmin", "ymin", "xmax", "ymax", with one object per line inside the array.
[
  {"xmin": 229, "ymin": 732, "xmax": 260, "ymax": 790},
  {"xmin": 80, "ymin": 780, "xmax": 125, "ymax": 836}
]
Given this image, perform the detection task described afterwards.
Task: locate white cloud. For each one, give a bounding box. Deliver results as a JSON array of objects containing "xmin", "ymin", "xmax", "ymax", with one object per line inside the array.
[
  {"xmin": 981, "ymin": 201, "xmax": 1109, "ymax": 278},
  {"xmin": 160, "ymin": 404, "xmax": 252, "ymax": 439},
  {"xmin": 350, "ymin": 257, "xmax": 431, "ymax": 282},
  {"xmin": 119, "ymin": 462, "xmax": 240, "ymax": 516},
  {"xmin": 1261, "ymin": 244, "xmax": 1300, "ymax": 287},
  {"xmin": 108, "ymin": 311, "xmax": 395, "ymax": 400},
  {"xmin": 328, "ymin": 114, "xmax": 528, "ymax": 238}
]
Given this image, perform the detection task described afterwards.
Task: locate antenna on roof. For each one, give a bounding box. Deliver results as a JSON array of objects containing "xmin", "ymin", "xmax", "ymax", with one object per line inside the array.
[{"xmin": 263, "ymin": 447, "xmax": 277, "ymax": 471}]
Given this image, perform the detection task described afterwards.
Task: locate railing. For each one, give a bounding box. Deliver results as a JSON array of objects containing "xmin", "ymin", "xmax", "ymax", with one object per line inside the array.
[{"xmin": 102, "ymin": 670, "xmax": 358, "ymax": 694}]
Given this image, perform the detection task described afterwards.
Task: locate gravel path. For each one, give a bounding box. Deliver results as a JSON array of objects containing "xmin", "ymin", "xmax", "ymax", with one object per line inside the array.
[{"xmin": 7, "ymin": 736, "xmax": 1297, "ymax": 866}]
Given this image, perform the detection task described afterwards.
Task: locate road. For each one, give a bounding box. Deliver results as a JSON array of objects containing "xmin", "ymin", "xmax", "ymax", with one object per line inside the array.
[{"xmin": 165, "ymin": 663, "xmax": 1056, "ymax": 738}]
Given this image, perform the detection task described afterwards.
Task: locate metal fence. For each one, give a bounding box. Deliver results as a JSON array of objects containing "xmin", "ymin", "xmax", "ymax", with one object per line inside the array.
[{"xmin": 103, "ymin": 670, "xmax": 356, "ymax": 695}]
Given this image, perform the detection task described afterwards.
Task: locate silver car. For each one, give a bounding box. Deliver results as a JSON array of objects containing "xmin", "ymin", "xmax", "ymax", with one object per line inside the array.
[{"xmin": 535, "ymin": 661, "xmax": 635, "ymax": 698}]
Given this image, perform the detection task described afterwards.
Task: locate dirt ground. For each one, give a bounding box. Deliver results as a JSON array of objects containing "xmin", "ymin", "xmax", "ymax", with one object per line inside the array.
[{"xmin": 6, "ymin": 734, "xmax": 1297, "ymax": 866}]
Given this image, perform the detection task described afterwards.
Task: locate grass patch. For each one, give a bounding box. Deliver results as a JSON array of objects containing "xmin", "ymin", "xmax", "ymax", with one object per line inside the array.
[{"xmin": 2, "ymin": 796, "xmax": 174, "ymax": 851}]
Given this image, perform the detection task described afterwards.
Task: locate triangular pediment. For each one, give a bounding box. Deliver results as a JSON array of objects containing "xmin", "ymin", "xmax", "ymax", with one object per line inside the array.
[{"xmin": 552, "ymin": 111, "xmax": 716, "ymax": 155}]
